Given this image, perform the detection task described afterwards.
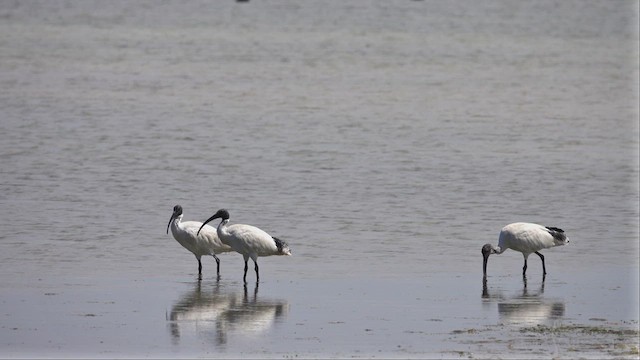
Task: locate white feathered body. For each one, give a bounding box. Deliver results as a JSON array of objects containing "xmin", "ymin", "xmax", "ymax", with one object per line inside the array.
[
  {"xmin": 218, "ymin": 221, "xmax": 289, "ymax": 260},
  {"xmin": 170, "ymin": 215, "xmax": 233, "ymax": 257},
  {"xmin": 498, "ymin": 222, "xmax": 569, "ymax": 257}
]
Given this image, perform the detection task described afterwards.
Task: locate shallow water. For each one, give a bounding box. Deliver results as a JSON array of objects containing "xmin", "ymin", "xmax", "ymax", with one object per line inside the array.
[
  {"xmin": 1, "ymin": 1, "xmax": 638, "ymax": 358},
  {"xmin": 1, "ymin": 270, "xmax": 637, "ymax": 358}
]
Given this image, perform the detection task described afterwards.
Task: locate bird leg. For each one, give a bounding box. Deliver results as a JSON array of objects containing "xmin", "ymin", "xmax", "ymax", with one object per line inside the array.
[
  {"xmin": 243, "ymin": 259, "xmax": 249, "ymax": 283},
  {"xmin": 198, "ymin": 259, "xmax": 203, "ymax": 280},
  {"xmin": 522, "ymin": 258, "xmax": 528, "ymax": 276},
  {"xmin": 212, "ymin": 254, "xmax": 221, "ymax": 276},
  {"xmin": 254, "ymin": 261, "xmax": 259, "ymax": 282},
  {"xmin": 535, "ymin": 251, "xmax": 546, "ymax": 276}
]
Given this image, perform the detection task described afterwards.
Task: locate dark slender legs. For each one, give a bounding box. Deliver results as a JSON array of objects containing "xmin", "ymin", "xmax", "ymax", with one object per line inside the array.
[
  {"xmin": 244, "ymin": 260, "xmax": 248, "ymax": 283},
  {"xmin": 243, "ymin": 259, "xmax": 259, "ymax": 283},
  {"xmin": 522, "ymin": 252, "xmax": 547, "ymax": 279},
  {"xmin": 254, "ymin": 261, "xmax": 259, "ymax": 282},
  {"xmin": 535, "ymin": 251, "xmax": 546, "ymax": 275},
  {"xmin": 194, "ymin": 255, "xmax": 222, "ymax": 280},
  {"xmin": 213, "ymin": 254, "xmax": 221, "ymax": 276}
]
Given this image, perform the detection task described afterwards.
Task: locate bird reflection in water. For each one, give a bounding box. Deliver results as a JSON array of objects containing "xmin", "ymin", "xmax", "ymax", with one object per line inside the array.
[
  {"xmin": 482, "ymin": 277, "xmax": 565, "ymax": 326},
  {"xmin": 168, "ymin": 281, "xmax": 288, "ymax": 347}
]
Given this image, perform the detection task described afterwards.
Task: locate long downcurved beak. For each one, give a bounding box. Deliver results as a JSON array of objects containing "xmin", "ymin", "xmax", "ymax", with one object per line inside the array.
[
  {"xmin": 197, "ymin": 213, "xmax": 220, "ymax": 236},
  {"xmin": 167, "ymin": 213, "xmax": 176, "ymax": 234},
  {"xmin": 482, "ymin": 252, "xmax": 490, "ymax": 278}
]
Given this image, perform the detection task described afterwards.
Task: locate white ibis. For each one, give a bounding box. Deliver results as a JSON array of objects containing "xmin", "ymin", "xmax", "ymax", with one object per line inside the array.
[
  {"xmin": 482, "ymin": 222, "xmax": 569, "ymax": 279},
  {"xmin": 167, "ymin": 205, "xmax": 234, "ymax": 279},
  {"xmin": 197, "ymin": 209, "xmax": 291, "ymax": 283}
]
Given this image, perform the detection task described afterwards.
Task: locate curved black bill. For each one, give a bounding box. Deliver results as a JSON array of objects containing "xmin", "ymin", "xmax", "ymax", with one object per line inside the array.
[
  {"xmin": 167, "ymin": 214, "xmax": 175, "ymax": 234},
  {"xmin": 197, "ymin": 213, "xmax": 220, "ymax": 236},
  {"xmin": 483, "ymin": 253, "xmax": 489, "ymax": 278}
]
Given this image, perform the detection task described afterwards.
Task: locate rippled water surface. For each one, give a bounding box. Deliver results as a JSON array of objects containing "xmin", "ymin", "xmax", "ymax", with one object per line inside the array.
[{"xmin": 1, "ymin": 1, "xmax": 638, "ymax": 358}]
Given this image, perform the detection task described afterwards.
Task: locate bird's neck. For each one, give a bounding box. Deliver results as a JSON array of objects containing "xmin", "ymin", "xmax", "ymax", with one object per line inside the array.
[
  {"xmin": 492, "ymin": 245, "xmax": 504, "ymax": 254},
  {"xmin": 216, "ymin": 219, "xmax": 235, "ymax": 248},
  {"xmin": 170, "ymin": 215, "xmax": 184, "ymax": 232},
  {"xmin": 217, "ymin": 219, "xmax": 230, "ymax": 238}
]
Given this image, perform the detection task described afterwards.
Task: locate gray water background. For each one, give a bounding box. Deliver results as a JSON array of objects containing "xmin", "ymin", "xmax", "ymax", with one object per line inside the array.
[{"xmin": 0, "ymin": 1, "xmax": 638, "ymax": 358}]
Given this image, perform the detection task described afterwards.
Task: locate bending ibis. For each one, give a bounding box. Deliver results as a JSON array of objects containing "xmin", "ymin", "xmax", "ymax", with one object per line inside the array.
[
  {"xmin": 482, "ymin": 222, "xmax": 569, "ymax": 279},
  {"xmin": 167, "ymin": 205, "xmax": 234, "ymax": 279},
  {"xmin": 198, "ymin": 209, "xmax": 291, "ymax": 283}
]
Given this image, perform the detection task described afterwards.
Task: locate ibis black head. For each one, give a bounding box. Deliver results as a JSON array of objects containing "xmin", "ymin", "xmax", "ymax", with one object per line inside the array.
[
  {"xmin": 481, "ymin": 243, "xmax": 493, "ymax": 278},
  {"xmin": 167, "ymin": 204, "xmax": 183, "ymax": 234},
  {"xmin": 481, "ymin": 243, "xmax": 493, "ymax": 258},
  {"xmin": 197, "ymin": 209, "xmax": 230, "ymax": 236},
  {"xmin": 173, "ymin": 205, "xmax": 183, "ymax": 216},
  {"xmin": 212, "ymin": 209, "xmax": 230, "ymax": 221}
]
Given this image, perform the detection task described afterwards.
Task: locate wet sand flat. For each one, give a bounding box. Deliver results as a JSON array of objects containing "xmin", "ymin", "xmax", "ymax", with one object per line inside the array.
[{"xmin": 1, "ymin": 267, "xmax": 637, "ymax": 358}]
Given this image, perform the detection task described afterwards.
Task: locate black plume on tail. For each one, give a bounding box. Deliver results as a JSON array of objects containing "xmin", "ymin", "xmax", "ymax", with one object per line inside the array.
[
  {"xmin": 545, "ymin": 226, "xmax": 567, "ymax": 241},
  {"xmin": 273, "ymin": 236, "xmax": 287, "ymax": 252},
  {"xmin": 545, "ymin": 226, "xmax": 564, "ymax": 233}
]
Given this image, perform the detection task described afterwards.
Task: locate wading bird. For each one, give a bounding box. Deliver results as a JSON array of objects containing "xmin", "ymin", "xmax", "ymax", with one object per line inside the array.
[
  {"xmin": 167, "ymin": 205, "xmax": 234, "ymax": 279},
  {"xmin": 482, "ymin": 222, "xmax": 569, "ymax": 279},
  {"xmin": 198, "ymin": 209, "xmax": 291, "ymax": 283}
]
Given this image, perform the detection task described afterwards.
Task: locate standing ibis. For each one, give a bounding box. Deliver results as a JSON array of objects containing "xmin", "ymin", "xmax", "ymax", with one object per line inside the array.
[
  {"xmin": 482, "ymin": 222, "xmax": 569, "ymax": 279},
  {"xmin": 167, "ymin": 205, "xmax": 234, "ymax": 279},
  {"xmin": 198, "ymin": 209, "xmax": 291, "ymax": 283}
]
